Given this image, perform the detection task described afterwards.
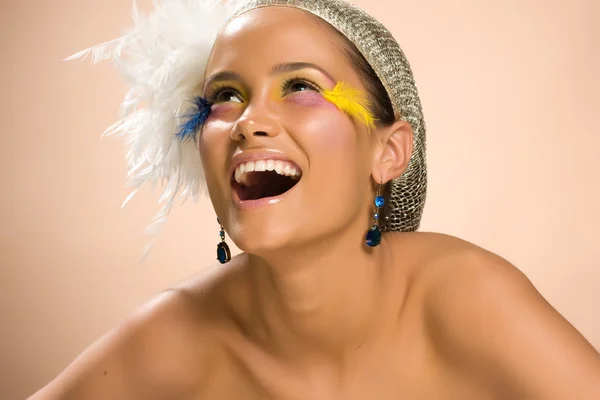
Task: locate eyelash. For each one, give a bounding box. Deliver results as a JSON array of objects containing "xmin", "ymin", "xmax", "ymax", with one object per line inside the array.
[
  {"xmin": 280, "ymin": 76, "xmax": 322, "ymax": 94},
  {"xmin": 204, "ymin": 83, "xmax": 240, "ymax": 103},
  {"xmin": 205, "ymin": 77, "xmax": 322, "ymax": 103}
]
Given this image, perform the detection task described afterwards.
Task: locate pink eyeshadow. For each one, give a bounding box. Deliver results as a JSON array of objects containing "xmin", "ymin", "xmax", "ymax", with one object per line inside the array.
[
  {"xmin": 210, "ymin": 103, "xmax": 239, "ymax": 118},
  {"xmin": 289, "ymin": 91, "xmax": 337, "ymax": 109}
]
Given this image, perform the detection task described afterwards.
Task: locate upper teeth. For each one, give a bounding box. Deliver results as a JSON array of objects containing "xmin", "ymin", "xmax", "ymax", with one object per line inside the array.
[{"xmin": 234, "ymin": 160, "xmax": 301, "ymax": 185}]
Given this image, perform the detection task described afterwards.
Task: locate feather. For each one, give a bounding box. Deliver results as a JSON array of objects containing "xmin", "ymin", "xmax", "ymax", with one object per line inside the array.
[
  {"xmin": 65, "ymin": 0, "xmax": 249, "ymax": 257},
  {"xmin": 64, "ymin": 38, "xmax": 121, "ymax": 64},
  {"xmin": 322, "ymin": 82, "xmax": 377, "ymax": 129},
  {"xmin": 176, "ymin": 96, "xmax": 213, "ymax": 141}
]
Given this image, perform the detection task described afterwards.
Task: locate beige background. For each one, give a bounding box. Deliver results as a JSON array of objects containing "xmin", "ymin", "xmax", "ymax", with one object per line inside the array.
[{"xmin": 1, "ymin": 0, "xmax": 599, "ymax": 398}]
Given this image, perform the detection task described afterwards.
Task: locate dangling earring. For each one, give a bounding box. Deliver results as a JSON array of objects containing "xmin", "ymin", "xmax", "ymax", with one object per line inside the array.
[
  {"xmin": 216, "ymin": 218, "xmax": 231, "ymax": 264},
  {"xmin": 365, "ymin": 184, "xmax": 385, "ymax": 247}
]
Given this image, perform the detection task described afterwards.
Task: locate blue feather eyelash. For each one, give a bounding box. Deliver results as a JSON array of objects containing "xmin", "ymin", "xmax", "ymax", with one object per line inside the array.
[{"xmin": 176, "ymin": 96, "xmax": 213, "ymax": 141}]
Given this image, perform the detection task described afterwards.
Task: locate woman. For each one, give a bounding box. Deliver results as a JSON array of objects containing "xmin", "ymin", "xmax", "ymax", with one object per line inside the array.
[{"xmin": 31, "ymin": 0, "xmax": 600, "ymax": 398}]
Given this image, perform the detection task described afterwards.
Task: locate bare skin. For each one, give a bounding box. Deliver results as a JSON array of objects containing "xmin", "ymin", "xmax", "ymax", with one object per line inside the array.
[{"xmin": 30, "ymin": 7, "xmax": 600, "ymax": 400}]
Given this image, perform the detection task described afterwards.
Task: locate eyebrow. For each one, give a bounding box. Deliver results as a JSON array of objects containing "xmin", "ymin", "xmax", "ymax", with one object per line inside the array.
[
  {"xmin": 203, "ymin": 71, "xmax": 244, "ymax": 90},
  {"xmin": 204, "ymin": 62, "xmax": 336, "ymax": 90},
  {"xmin": 270, "ymin": 62, "xmax": 336, "ymax": 84}
]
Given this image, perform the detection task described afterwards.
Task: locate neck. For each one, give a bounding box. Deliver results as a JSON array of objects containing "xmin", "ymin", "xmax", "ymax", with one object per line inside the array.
[{"xmin": 246, "ymin": 224, "xmax": 403, "ymax": 363}]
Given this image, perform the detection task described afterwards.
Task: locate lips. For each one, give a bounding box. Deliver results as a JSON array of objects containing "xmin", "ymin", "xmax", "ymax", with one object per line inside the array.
[{"xmin": 229, "ymin": 151, "xmax": 302, "ymax": 207}]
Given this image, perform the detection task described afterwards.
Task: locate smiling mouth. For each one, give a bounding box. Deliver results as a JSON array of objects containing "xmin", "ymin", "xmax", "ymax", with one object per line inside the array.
[{"xmin": 232, "ymin": 159, "xmax": 302, "ymax": 201}]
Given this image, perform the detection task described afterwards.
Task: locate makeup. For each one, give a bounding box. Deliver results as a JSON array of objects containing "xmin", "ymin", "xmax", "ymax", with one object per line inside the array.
[
  {"xmin": 322, "ymin": 82, "xmax": 376, "ymax": 129},
  {"xmin": 285, "ymin": 89, "xmax": 334, "ymax": 108},
  {"xmin": 274, "ymin": 74, "xmax": 331, "ymax": 107},
  {"xmin": 210, "ymin": 102, "xmax": 244, "ymax": 119},
  {"xmin": 180, "ymin": 79, "xmax": 376, "ymax": 140},
  {"xmin": 176, "ymin": 95, "xmax": 213, "ymax": 141}
]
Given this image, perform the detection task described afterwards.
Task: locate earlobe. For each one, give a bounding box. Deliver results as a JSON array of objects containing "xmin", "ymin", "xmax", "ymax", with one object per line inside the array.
[{"xmin": 372, "ymin": 120, "xmax": 413, "ymax": 183}]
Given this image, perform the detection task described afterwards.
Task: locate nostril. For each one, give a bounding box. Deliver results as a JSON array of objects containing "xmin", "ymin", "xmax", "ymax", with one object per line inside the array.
[
  {"xmin": 253, "ymin": 131, "xmax": 268, "ymax": 137},
  {"xmin": 230, "ymin": 129, "xmax": 245, "ymax": 141}
]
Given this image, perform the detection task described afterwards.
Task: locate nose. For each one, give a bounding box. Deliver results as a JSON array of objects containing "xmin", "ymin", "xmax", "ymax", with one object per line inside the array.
[{"xmin": 230, "ymin": 101, "xmax": 282, "ymax": 142}]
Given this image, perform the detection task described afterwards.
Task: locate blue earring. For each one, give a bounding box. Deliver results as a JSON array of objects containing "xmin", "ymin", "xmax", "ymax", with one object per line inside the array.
[
  {"xmin": 216, "ymin": 218, "xmax": 231, "ymax": 264},
  {"xmin": 365, "ymin": 184, "xmax": 384, "ymax": 247}
]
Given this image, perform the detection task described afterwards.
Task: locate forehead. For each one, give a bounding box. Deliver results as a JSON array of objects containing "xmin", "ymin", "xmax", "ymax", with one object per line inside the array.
[{"xmin": 206, "ymin": 7, "xmax": 350, "ymax": 76}]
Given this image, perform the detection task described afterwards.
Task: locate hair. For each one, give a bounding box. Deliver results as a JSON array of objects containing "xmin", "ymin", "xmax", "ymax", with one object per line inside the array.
[{"xmin": 328, "ymin": 27, "xmax": 396, "ymax": 127}]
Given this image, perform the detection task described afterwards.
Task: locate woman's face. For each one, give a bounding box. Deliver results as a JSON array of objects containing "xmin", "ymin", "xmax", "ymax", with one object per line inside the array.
[{"xmin": 199, "ymin": 7, "xmax": 380, "ymax": 254}]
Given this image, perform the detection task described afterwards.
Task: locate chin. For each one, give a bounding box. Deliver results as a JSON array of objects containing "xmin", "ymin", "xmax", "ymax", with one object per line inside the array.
[{"xmin": 230, "ymin": 221, "xmax": 296, "ymax": 257}]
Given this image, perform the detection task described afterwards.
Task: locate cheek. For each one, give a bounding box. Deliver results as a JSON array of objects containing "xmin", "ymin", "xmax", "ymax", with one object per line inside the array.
[
  {"xmin": 307, "ymin": 117, "xmax": 360, "ymax": 156},
  {"xmin": 200, "ymin": 118, "xmax": 230, "ymax": 147},
  {"xmin": 285, "ymin": 92, "xmax": 358, "ymax": 151},
  {"xmin": 300, "ymin": 114, "xmax": 369, "ymax": 220},
  {"xmin": 198, "ymin": 120, "xmax": 233, "ymax": 187},
  {"xmin": 285, "ymin": 97, "xmax": 371, "ymax": 190},
  {"xmin": 312, "ymin": 121, "xmax": 356, "ymax": 157}
]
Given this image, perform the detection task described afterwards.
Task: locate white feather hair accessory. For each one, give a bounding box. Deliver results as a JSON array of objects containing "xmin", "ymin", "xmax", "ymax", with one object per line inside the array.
[{"xmin": 67, "ymin": 0, "xmax": 248, "ymax": 255}]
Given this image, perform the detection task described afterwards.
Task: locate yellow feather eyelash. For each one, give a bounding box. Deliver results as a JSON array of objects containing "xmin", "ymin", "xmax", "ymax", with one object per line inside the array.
[{"xmin": 322, "ymin": 82, "xmax": 376, "ymax": 129}]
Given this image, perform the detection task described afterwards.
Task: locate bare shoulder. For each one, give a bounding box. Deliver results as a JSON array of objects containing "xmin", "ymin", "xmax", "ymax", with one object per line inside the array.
[
  {"xmin": 29, "ymin": 258, "xmax": 246, "ymax": 400},
  {"xmin": 397, "ymin": 232, "xmax": 600, "ymax": 398}
]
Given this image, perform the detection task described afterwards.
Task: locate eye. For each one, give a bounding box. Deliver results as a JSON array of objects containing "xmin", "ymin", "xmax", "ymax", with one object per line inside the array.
[
  {"xmin": 206, "ymin": 85, "xmax": 244, "ymax": 103},
  {"xmin": 281, "ymin": 77, "xmax": 321, "ymax": 95}
]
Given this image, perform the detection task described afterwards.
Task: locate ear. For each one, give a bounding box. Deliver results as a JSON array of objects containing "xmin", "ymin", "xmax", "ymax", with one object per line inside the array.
[{"xmin": 371, "ymin": 120, "xmax": 413, "ymax": 184}]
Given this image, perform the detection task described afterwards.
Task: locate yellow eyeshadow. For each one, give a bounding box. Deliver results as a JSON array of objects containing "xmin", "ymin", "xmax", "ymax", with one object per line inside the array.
[{"xmin": 322, "ymin": 82, "xmax": 376, "ymax": 129}]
